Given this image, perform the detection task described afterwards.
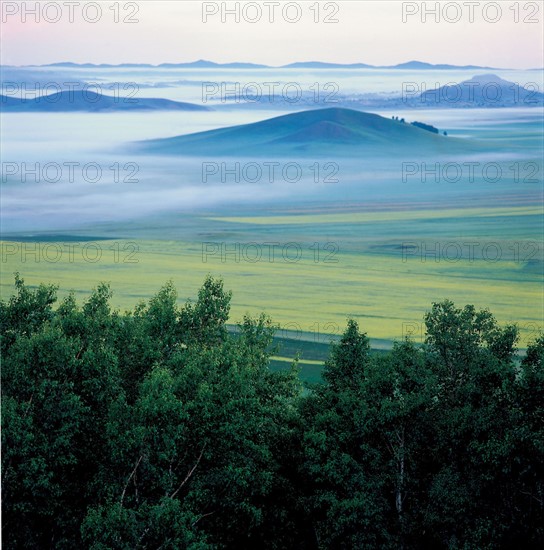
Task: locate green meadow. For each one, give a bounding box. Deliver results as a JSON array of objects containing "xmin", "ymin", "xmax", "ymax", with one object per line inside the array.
[
  {"xmin": 2, "ymin": 203, "xmax": 541, "ymax": 373},
  {"xmin": 2, "ymin": 107, "xmax": 542, "ymax": 377}
]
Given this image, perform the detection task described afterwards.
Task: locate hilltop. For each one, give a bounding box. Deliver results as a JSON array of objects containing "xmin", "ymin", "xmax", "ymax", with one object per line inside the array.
[{"xmin": 133, "ymin": 107, "xmax": 462, "ymax": 156}]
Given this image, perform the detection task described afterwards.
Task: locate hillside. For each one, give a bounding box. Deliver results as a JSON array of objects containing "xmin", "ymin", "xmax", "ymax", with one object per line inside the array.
[
  {"xmin": 417, "ymin": 74, "xmax": 544, "ymax": 106},
  {"xmin": 0, "ymin": 90, "xmax": 211, "ymax": 112},
  {"xmin": 133, "ymin": 107, "xmax": 460, "ymax": 156}
]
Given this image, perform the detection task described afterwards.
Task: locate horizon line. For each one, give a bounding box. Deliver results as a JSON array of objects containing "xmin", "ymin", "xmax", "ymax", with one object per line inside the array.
[{"xmin": 4, "ymin": 59, "xmax": 535, "ymax": 71}]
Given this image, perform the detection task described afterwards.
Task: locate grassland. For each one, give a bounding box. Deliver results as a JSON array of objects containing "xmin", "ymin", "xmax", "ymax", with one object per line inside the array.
[{"xmin": 2, "ymin": 203, "xmax": 542, "ymax": 366}]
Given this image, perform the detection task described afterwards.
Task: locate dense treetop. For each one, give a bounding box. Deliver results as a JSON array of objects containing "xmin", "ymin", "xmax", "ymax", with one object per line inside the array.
[{"xmin": 2, "ymin": 275, "xmax": 543, "ymax": 548}]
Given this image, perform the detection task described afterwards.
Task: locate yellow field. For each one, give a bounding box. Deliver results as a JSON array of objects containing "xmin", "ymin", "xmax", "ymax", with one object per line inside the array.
[
  {"xmin": 2, "ymin": 236, "xmax": 541, "ymax": 347},
  {"xmin": 208, "ymin": 206, "xmax": 542, "ymax": 225}
]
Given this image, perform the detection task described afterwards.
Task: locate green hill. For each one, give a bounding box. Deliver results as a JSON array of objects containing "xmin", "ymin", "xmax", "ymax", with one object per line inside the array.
[{"xmin": 132, "ymin": 107, "xmax": 465, "ymax": 157}]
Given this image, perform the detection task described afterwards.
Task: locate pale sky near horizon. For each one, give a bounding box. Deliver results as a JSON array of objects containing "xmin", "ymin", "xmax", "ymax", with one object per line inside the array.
[{"xmin": 1, "ymin": 1, "xmax": 543, "ymax": 69}]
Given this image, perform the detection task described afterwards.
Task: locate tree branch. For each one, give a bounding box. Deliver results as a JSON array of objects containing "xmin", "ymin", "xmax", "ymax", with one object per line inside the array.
[
  {"xmin": 121, "ymin": 455, "xmax": 143, "ymax": 506},
  {"xmin": 170, "ymin": 445, "xmax": 206, "ymax": 499},
  {"xmin": 192, "ymin": 511, "xmax": 215, "ymax": 527}
]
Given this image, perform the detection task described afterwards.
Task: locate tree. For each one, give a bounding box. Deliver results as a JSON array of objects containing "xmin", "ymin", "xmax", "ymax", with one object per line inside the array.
[
  {"xmin": 363, "ymin": 340, "xmax": 435, "ymax": 547},
  {"xmin": 80, "ymin": 281, "xmax": 303, "ymax": 548},
  {"xmin": 513, "ymin": 334, "xmax": 544, "ymax": 544},
  {"xmin": 323, "ymin": 319, "xmax": 370, "ymax": 390},
  {"xmin": 300, "ymin": 320, "xmax": 393, "ymax": 548},
  {"xmin": 2, "ymin": 278, "xmax": 542, "ymax": 548},
  {"xmin": 0, "ymin": 273, "xmax": 57, "ymax": 354},
  {"xmin": 421, "ymin": 301, "xmax": 521, "ymax": 547}
]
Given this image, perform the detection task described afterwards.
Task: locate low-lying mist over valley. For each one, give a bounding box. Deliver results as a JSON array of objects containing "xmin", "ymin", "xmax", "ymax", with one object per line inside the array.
[{"xmin": 1, "ymin": 64, "xmax": 542, "ymax": 346}]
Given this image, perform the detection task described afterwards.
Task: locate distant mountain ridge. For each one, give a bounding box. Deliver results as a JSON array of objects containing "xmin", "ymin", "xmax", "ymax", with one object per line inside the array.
[
  {"xmin": 414, "ymin": 74, "xmax": 544, "ymax": 106},
  {"xmin": 5, "ymin": 59, "xmax": 503, "ymax": 70},
  {"xmin": 0, "ymin": 90, "xmax": 211, "ymax": 112},
  {"xmin": 203, "ymin": 74, "xmax": 543, "ymax": 110}
]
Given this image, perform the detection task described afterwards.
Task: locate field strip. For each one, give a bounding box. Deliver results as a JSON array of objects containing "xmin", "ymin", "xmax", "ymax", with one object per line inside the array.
[
  {"xmin": 271, "ymin": 356, "xmax": 324, "ymax": 366},
  {"xmin": 207, "ymin": 206, "xmax": 541, "ymax": 225}
]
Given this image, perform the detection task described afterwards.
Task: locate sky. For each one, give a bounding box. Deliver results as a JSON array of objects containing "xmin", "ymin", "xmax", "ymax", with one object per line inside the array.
[{"xmin": 1, "ymin": 1, "xmax": 543, "ymax": 69}]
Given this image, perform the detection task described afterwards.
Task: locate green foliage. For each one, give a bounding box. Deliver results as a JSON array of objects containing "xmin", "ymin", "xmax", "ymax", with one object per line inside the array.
[
  {"xmin": 2, "ymin": 275, "xmax": 301, "ymax": 548},
  {"xmin": 1, "ymin": 277, "xmax": 542, "ymax": 548},
  {"xmin": 323, "ymin": 318, "xmax": 370, "ymax": 390},
  {"xmin": 301, "ymin": 304, "xmax": 542, "ymax": 548}
]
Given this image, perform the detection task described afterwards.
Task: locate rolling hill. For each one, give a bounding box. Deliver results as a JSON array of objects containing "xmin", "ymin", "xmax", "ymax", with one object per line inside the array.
[
  {"xmin": 132, "ymin": 107, "xmax": 464, "ymax": 156},
  {"xmin": 417, "ymin": 74, "xmax": 544, "ymax": 106},
  {"xmin": 0, "ymin": 90, "xmax": 211, "ymax": 112}
]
